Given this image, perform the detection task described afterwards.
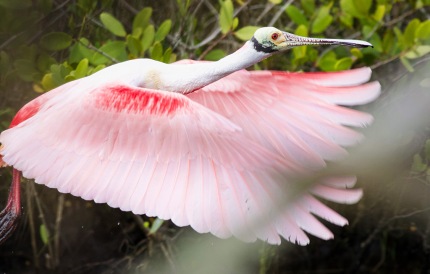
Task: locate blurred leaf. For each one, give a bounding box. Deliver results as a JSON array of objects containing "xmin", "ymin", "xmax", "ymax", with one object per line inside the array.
[
  {"xmin": 404, "ymin": 19, "xmax": 420, "ymax": 48},
  {"xmin": 100, "ymin": 12, "xmax": 126, "ymax": 37},
  {"xmin": 0, "ymin": 0, "xmax": 31, "ymax": 9},
  {"xmin": 74, "ymin": 58, "xmax": 89, "ymax": 78},
  {"xmin": 163, "ymin": 47, "xmax": 173, "ymax": 63},
  {"xmin": 300, "ymin": 0, "xmax": 315, "ymax": 15},
  {"xmin": 350, "ymin": 48, "xmax": 363, "ymax": 59},
  {"xmin": 394, "ymin": 27, "xmax": 406, "ymax": 50},
  {"xmin": 411, "ymin": 154, "xmax": 427, "ymax": 172},
  {"xmin": 334, "ymin": 57, "xmax": 353, "ymax": 71},
  {"xmin": 234, "ymin": 26, "xmax": 259, "ymax": 41},
  {"xmin": 425, "ymin": 140, "xmax": 430, "ymax": 161},
  {"xmin": 232, "ymin": 17, "xmax": 239, "ymax": 31},
  {"xmin": 148, "ymin": 218, "xmax": 164, "ymax": 235},
  {"xmin": 36, "ymin": 52, "xmax": 56, "ymax": 72},
  {"xmin": 155, "ymin": 19, "xmax": 172, "ymax": 42},
  {"xmin": 141, "ymin": 25, "xmax": 155, "ymax": 53},
  {"xmin": 39, "ymin": 224, "xmax": 49, "ymax": 245},
  {"xmin": 150, "ymin": 42, "xmax": 163, "ymax": 61},
  {"xmin": 41, "ymin": 73, "xmax": 56, "ymax": 90},
  {"xmin": 416, "ymin": 20, "xmax": 430, "ymax": 40},
  {"xmin": 355, "ymin": 0, "xmax": 371, "ymax": 16},
  {"xmin": 400, "ymin": 56, "xmax": 414, "ymax": 72},
  {"xmin": 204, "ymin": 49, "xmax": 226, "ymax": 61},
  {"xmin": 92, "ymin": 41, "xmax": 127, "ymax": 65},
  {"xmin": 318, "ymin": 51, "xmax": 337, "ymax": 71},
  {"xmin": 269, "ymin": 0, "xmax": 282, "ymax": 4},
  {"xmin": 340, "ymin": 13, "xmax": 353, "ymax": 29},
  {"xmin": 369, "ymin": 34, "xmax": 383, "ymax": 53},
  {"xmin": 311, "ymin": 5, "xmax": 333, "ymax": 34},
  {"xmin": 382, "ymin": 31, "xmax": 395, "ymax": 54},
  {"xmin": 127, "ymin": 35, "xmax": 142, "ymax": 57},
  {"xmin": 372, "ymin": 4, "xmax": 386, "ymax": 21},
  {"xmin": 405, "ymin": 45, "xmax": 430, "ymax": 59},
  {"xmin": 14, "ymin": 59, "xmax": 38, "ymax": 81},
  {"xmin": 132, "ymin": 7, "xmax": 152, "ymax": 33},
  {"xmin": 341, "ymin": 0, "xmax": 366, "ymax": 18},
  {"xmin": 40, "ymin": 32, "xmax": 73, "ymax": 51},
  {"xmin": 69, "ymin": 38, "xmax": 94, "ymax": 64},
  {"xmin": 285, "ymin": 5, "xmax": 309, "ymax": 27},
  {"xmin": 219, "ymin": 0, "xmax": 234, "ymax": 34}
]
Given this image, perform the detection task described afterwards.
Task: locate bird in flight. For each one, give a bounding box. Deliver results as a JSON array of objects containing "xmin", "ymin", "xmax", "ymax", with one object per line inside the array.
[{"xmin": 0, "ymin": 27, "xmax": 380, "ymax": 245}]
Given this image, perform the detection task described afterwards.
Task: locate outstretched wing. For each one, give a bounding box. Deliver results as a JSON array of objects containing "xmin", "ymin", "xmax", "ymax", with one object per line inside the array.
[{"xmin": 186, "ymin": 63, "xmax": 380, "ymax": 171}]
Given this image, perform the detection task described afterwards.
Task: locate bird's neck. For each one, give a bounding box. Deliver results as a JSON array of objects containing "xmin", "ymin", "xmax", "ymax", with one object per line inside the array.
[{"xmin": 165, "ymin": 42, "xmax": 268, "ymax": 93}]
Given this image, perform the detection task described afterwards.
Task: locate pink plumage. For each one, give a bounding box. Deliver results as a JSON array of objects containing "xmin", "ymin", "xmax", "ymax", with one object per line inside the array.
[{"xmin": 0, "ymin": 27, "xmax": 380, "ymax": 245}]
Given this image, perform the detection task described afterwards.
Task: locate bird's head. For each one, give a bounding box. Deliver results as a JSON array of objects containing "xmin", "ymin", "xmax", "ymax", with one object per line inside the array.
[{"xmin": 251, "ymin": 27, "xmax": 373, "ymax": 53}]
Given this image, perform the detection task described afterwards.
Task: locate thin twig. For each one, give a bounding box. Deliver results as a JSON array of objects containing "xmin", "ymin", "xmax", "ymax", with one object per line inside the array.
[
  {"xmin": 54, "ymin": 194, "xmax": 65, "ymax": 267},
  {"xmin": 268, "ymin": 0, "xmax": 293, "ymax": 27},
  {"xmin": 26, "ymin": 181, "xmax": 39, "ymax": 268}
]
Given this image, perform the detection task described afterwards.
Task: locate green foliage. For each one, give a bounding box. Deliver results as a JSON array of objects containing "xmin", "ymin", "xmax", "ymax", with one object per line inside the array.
[{"xmin": 411, "ymin": 140, "xmax": 430, "ymax": 183}]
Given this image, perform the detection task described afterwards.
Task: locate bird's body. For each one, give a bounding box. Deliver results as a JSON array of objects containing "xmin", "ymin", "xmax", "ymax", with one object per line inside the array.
[{"xmin": 0, "ymin": 27, "xmax": 380, "ymax": 245}]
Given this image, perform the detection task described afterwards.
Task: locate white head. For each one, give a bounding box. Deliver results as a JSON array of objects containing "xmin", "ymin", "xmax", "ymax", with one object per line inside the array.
[{"xmin": 250, "ymin": 27, "xmax": 373, "ymax": 54}]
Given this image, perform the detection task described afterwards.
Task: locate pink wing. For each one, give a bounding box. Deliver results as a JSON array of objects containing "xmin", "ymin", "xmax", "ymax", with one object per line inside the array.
[{"xmin": 186, "ymin": 63, "xmax": 380, "ymax": 170}]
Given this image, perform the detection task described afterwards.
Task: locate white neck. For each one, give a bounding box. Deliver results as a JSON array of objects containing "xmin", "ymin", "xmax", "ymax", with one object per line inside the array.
[{"xmin": 162, "ymin": 42, "xmax": 268, "ymax": 93}]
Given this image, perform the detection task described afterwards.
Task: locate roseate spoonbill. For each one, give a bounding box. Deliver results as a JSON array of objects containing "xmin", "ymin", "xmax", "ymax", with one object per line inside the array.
[{"xmin": 0, "ymin": 27, "xmax": 380, "ymax": 245}]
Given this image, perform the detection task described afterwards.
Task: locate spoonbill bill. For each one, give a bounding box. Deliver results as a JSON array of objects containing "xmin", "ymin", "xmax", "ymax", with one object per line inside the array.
[{"xmin": 0, "ymin": 27, "xmax": 380, "ymax": 245}]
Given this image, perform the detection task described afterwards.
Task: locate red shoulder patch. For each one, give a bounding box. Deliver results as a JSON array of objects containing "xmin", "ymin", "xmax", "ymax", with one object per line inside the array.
[
  {"xmin": 10, "ymin": 98, "xmax": 44, "ymax": 128},
  {"xmin": 93, "ymin": 85, "xmax": 188, "ymax": 115}
]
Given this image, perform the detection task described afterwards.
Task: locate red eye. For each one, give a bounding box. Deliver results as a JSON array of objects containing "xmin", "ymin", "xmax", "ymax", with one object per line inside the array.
[{"xmin": 271, "ymin": 33, "xmax": 279, "ymax": 40}]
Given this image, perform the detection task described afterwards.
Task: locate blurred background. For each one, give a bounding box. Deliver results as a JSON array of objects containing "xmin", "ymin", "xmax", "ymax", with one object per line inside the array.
[{"xmin": 0, "ymin": 0, "xmax": 429, "ymax": 273}]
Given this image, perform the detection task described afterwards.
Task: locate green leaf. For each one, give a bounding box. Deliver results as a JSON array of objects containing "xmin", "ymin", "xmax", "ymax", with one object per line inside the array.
[
  {"xmin": 74, "ymin": 58, "xmax": 88, "ymax": 78},
  {"xmin": 41, "ymin": 73, "xmax": 56, "ymax": 90},
  {"xmin": 334, "ymin": 57, "xmax": 353, "ymax": 71},
  {"xmin": 234, "ymin": 26, "xmax": 259, "ymax": 41},
  {"xmin": 14, "ymin": 59, "xmax": 39, "ymax": 82},
  {"xmin": 318, "ymin": 51, "xmax": 337, "ymax": 71},
  {"xmin": 150, "ymin": 42, "xmax": 163, "ymax": 61},
  {"xmin": 416, "ymin": 20, "xmax": 430, "ymax": 40},
  {"xmin": 132, "ymin": 7, "xmax": 152, "ymax": 33},
  {"xmin": 219, "ymin": 0, "xmax": 234, "ymax": 34},
  {"xmin": 355, "ymin": 0, "xmax": 371, "ymax": 16},
  {"xmin": 311, "ymin": 6, "xmax": 333, "ymax": 34},
  {"xmin": 148, "ymin": 218, "xmax": 164, "ymax": 235},
  {"xmin": 163, "ymin": 47, "xmax": 173, "ymax": 63},
  {"xmin": 204, "ymin": 49, "xmax": 226, "ymax": 61},
  {"xmin": 141, "ymin": 25, "xmax": 155, "ymax": 53},
  {"xmin": 300, "ymin": 0, "xmax": 315, "ymax": 15},
  {"xmin": 369, "ymin": 34, "xmax": 383, "ymax": 53},
  {"xmin": 69, "ymin": 38, "xmax": 94, "ymax": 64},
  {"xmin": 39, "ymin": 224, "xmax": 49, "ymax": 245},
  {"xmin": 285, "ymin": 5, "xmax": 309, "ymax": 27},
  {"xmin": 91, "ymin": 41, "xmax": 127, "ymax": 65},
  {"xmin": 372, "ymin": 4, "xmax": 386, "ymax": 21},
  {"xmin": 350, "ymin": 48, "xmax": 363, "ymax": 59},
  {"xmin": 340, "ymin": 13, "xmax": 353, "ymax": 29},
  {"xmin": 341, "ymin": 0, "xmax": 365, "ymax": 18},
  {"xmin": 404, "ymin": 19, "xmax": 420, "ymax": 48},
  {"xmin": 99, "ymin": 12, "xmax": 126, "ymax": 37},
  {"xmin": 127, "ymin": 35, "xmax": 142, "ymax": 57},
  {"xmin": 155, "ymin": 19, "xmax": 172, "ymax": 42},
  {"xmin": 232, "ymin": 17, "xmax": 239, "ymax": 31},
  {"xmin": 382, "ymin": 31, "xmax": 395, "ymax": 54},
  {"xmin": 40, "ymin": 32, "xmax": 73, "ymax": 51}
]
